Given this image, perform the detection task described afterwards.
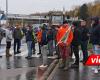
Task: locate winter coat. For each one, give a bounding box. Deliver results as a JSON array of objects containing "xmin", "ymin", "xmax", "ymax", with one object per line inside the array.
[
  {"xmin": 47, "ymin": 29, "xmax": 53, "ymax": 42},
  {"xmin": 26, "ymin": 30, "xmax": 35, "ymax": 42},
  {"xmin": 6, "ymin": 29, "xmax": 12, "ymax": 42},
  {"xmin": 37, "ymin": 30, "xmax": 42, "ymax": 43},
  {"xmin": 41, "ymin": 30, "xmax": 48, "ymax": 46},
  {"xmin": 71, "ymin": 27, "xmax": 80, "ymax": 46},
  {"xmin": 0, "ymin": 28, "xmax": 4, "ymax": 40},
  {"xmin": 90, "ymin": 24, "xmax": 100, "ymax": 45},
  {"xmin": 13, "ymin": 28, "xmax": 23, "ymax": 40},
  {"xmin": 78, "ymin": 27, "xmax": 89, "ymax": 42}
]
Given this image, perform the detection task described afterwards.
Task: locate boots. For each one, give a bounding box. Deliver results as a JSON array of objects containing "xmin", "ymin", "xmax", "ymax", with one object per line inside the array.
[
  {"xmin": 59, "ymin": 59, "xmax": 66, "ymax": 69},
  {"xmin": 6, "ymin": 49, "xmax": 12, "ymax": 57},
  {"xmin": 63, "ymin": 58, "xmax": 70, "ymax": 71}
]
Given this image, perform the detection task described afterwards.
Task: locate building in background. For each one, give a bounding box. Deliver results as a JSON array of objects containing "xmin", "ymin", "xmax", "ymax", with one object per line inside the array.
[{"xmin": 0, "ymin": 10, "xmax": 74, "ymax": 27}]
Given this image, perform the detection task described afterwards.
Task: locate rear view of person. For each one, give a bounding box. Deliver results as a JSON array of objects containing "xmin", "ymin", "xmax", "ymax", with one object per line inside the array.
[
  {"xmin": 5, "ymin": 26, "xmax": 13, "ymax": 57},
  {"xmin": 47, "ymin": 28, "xmax": 54, "ymax": 56}
]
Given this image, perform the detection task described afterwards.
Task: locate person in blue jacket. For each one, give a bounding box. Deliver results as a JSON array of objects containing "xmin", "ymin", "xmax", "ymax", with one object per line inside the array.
[{"xmin": 25, "ymin": 25, "xmax": 35, "ymax": 59}]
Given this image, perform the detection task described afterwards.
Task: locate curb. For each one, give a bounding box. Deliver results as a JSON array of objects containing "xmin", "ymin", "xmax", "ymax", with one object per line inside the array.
[
  {"xmin": 41, "ymin": 59, "xmax": 58, "ymax": 80},
  {"xmin": 47, "ymin": 63, "xmax": 59, "ymax": 80}
]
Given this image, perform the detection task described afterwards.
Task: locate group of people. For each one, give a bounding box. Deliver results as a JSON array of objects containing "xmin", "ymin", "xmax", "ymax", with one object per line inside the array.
[
  {"xmin": 0, "ymin": 16, "xmax": 100, "ymax": 73},
  {"xmin": 56, "ymin": 17, "xmax": 100, "ymax": 74},
  {"xmin": 0, "ymin": 24, "xmax": 56, "ymax": 65}
]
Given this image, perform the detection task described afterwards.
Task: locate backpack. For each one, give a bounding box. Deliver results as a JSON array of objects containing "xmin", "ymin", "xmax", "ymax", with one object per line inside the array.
[
  {"xmin": 41, "ymin": 30, "xmax": 48, "ymax": 45},
  {"xmin": 32, "ymin": 31, "xmax": 37, "ymax": 43}
]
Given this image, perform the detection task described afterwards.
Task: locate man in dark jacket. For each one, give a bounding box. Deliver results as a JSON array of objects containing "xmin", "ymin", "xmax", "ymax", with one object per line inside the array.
[
  {"xmin": 25, "ymin": 26, "xmax": 35, "ymax": 59},
  {"xmin": 71, "ymin": 22, "xmax": 80, "ymax": 67},
  {"xmin": 79, "ymin": 20, "xmax": 89, "ymax": 63},
  {"xmin": 47, "ymin": 28, "xmax": 54, "ymax": 56},
  {"xmin": 13, "ymin": 24, "xmax": 23, "ymax": 54},
  {"xmin": 90, "ymin": 17, "xmax": 100, "ymax": 73},
  {"xmin": 90, "ymin": 17, "xmax": 100, "ymax": 47}
]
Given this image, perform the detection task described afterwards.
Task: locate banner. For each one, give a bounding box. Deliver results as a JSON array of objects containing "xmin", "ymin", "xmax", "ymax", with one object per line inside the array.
[{"xmin": 56, "ymin": 25, "xmax": 71, "ymax": 46}]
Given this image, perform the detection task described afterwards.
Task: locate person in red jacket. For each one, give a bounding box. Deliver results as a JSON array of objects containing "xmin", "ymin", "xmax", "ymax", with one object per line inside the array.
[
  {"xmin": 37, "ymin": 29, "xmax": 42, "ymax": 55},
  {"xmin": 56, "ymin": 21, "xmax": 73, "ymax": 70}
]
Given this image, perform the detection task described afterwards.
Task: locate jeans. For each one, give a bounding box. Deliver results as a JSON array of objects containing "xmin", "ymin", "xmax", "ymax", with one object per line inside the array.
[
  {"xmin": 41, "ymin": 45, "xmax": 48, "ymax": 65},
  {"xmin": 31, "ymin": 41, "xmax": 35, "ymax": 53},
  {"xmin": 14, "ymin": 39, "xmax": 21, "ymax": 53},
  {"xmin": 27, "ymin": 41, "xmax": 32, "ymax": 57},
  {"xmin": 72, "ymin": 45, "xmax": 79, "ymax": 64},
  {"xmin": 48, "ymin": 40, "xmax": 53, "ymax": 56},
  {"xmin": 38, "ymin": 42, "xmax": 41, "ymax": 54}
]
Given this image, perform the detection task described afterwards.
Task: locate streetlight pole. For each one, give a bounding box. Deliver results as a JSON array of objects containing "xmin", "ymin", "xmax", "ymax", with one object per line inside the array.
[
  {"xmin": 6, "ymin": 0, "xmax": 8, "ymax": 25},
  {"xmin": 39, "ymin": 14, "xmax": 41, "ymax": 25},
  {"xmin": 63, "ymin": 7, "xmax": 65, "ymax": 23}
]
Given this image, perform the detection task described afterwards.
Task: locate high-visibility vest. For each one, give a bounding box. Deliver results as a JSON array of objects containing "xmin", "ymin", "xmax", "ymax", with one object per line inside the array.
[
  {"xmin": 37, "ymin": 30, "xmax": 42, "ymax": 43},
  {"xmin": 32, "ymin": 31, "xmax": 35, "ymax": 41},
  {"xmin": 56, "ymin": 25, "xmax": 73, "ymax": 46}
]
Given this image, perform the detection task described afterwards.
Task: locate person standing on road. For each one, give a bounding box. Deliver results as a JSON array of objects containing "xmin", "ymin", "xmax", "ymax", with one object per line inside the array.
[
  {"xmin": 0, "ymin": 25, "xmax": 4, "ymax": 58},
  {"xmin": 31, "ymin": 28, "xmax": 36, "ymax": 55},
  {"xmin": 5, "ymin": 25, "xmax": 13, "ymax": 57},
  {"xmin": 90, "ymin": 17, "xmax": 100, "ymax": 73},
  {"xmin": 0, "ymin": 25, "xmax": 4, "ymax": 46},
  {"xmin": 79, "ymin": 20, "xmax": 89, "ymax": 63},
  {"xmin": 25, "ymin": 26, "xmax": 35, "ymax": 59},
  {"xmin": 47, "ymin": 27, "xmax": 54, "ymax": 56},
  {"xmin": 56, "ymin": 21, "xmax": 73, "ymax": 70},
  {"xmin": 54, "ymin": 26, "xmax": 60, "ymax": 59},
  {"xmin": 36, "ymin": 28, "xmax": 42, "ymax": 55},
  {"xmin": 70, "ymin": 22, "xmax": 80, "ymax": 68},
  {"xmin": 39, "ymin": 25, "xmax": 48, "ymax": 68},
  {"xmin": 13, "ymin": 24, "xmax": 23, "ymax": 55}
]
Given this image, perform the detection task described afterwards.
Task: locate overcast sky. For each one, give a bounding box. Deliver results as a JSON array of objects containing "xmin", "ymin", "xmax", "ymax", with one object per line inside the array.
[{"xmin": 0, "ymin": 0, "xmax": 94, "ymax": 14}]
